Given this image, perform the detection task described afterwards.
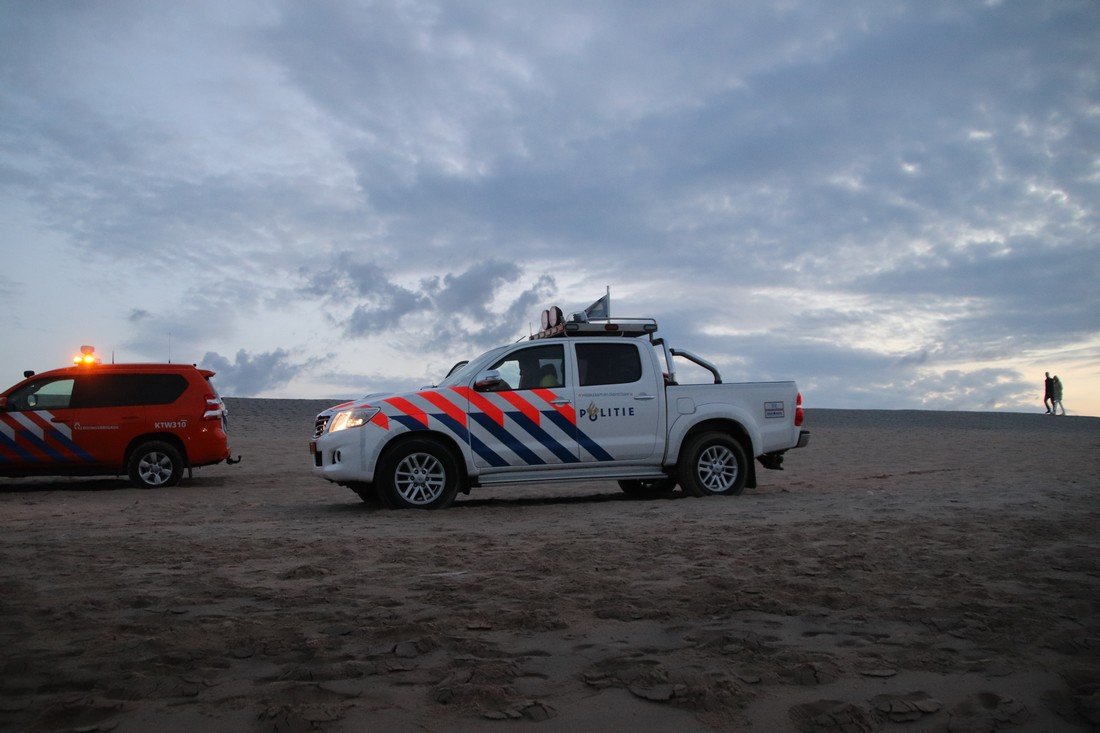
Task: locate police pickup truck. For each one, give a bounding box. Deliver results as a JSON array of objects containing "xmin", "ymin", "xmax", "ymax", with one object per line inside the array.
[{"xmin": 310, "ymin": 315, "xmax": 809, "ymax": 509}]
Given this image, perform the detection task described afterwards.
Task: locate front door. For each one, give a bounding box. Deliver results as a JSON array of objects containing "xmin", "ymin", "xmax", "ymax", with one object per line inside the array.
[
  {"xmin": 0, "ymin": 377, "xmax": 96, "ymax": 470},
  {"xmin": 460, "ymin": 343, "xmax": 580, "ymax": 470}
]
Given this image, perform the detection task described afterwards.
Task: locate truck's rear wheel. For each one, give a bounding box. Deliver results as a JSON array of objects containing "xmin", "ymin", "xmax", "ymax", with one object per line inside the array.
[
  {"xmin": 678, "ymin": 432, "xmax": 748, "ymax": 497},
  {"xmin": 128, "ymin": 441, "xmax": 184, "ymax": 489},
  {"xmin": 377, "ymin": 439, "xmax": 460, "ymax": 510},
  {"xmin": 618, "ymin": 478, "xmax": 676, "ymax": 498}
]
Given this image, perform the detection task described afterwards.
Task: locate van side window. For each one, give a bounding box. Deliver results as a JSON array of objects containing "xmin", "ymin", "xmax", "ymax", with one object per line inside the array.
[
  {"xmin": 575, "ymin": 343, "xmax": 643, "ymax": 386},
  {"xmin": 7, "ymin": 379, "xmax": 75, "ymax": 410},
  {"xmin": 73, "ymin": 374, "xmax": 188, "ymax": 408},
  {"xmin": 139, "ymin": 374, "xmax": 188, "ymax": 404}
]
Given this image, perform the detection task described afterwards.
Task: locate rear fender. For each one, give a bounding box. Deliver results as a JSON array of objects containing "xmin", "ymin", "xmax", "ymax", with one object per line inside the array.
[{"xmin": 665, "ymin": 405, "xmax": 762, "ymax": 465}]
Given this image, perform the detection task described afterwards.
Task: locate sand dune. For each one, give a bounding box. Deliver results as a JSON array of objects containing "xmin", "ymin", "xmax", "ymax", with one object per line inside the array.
[{"xmin": 1, "ymin": 401, "xmax": 1098, "ymax": 731}]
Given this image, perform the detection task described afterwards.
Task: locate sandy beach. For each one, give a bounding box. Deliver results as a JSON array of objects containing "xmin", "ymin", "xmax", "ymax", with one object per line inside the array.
[{"xmin": 1, "ymin": 400, "xmax": 1098, "ymax": 732}]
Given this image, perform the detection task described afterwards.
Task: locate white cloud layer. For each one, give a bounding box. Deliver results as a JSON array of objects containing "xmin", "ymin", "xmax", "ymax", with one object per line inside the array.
[{"xmin": 1, "ymin": 0, "xmax": 1097, "ymax": 414}]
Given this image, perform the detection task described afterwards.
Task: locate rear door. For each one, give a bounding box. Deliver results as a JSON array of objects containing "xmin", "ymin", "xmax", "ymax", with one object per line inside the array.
[
  {"xmin": 61, "ymin": 374, "xmax": 149, "ymax": 467},
  {"xmin": 573, "ymin": 341, "xmax": 662, "ymax": 462}
]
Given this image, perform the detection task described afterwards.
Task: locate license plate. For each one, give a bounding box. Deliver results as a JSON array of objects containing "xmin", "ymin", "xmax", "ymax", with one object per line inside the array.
[{"xmin": 309, "ymin": 441, "xmax": 316, "ymax": 454}]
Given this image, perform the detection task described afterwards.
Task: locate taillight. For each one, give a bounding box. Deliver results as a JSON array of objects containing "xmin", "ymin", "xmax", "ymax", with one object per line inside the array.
[
  {"xmin": 202, "ymin": 395, "xmax": 224, "ymax": 420},
  {"xmin": 795, "ymin": 392, "xmax": 804, "ymax": 427}
]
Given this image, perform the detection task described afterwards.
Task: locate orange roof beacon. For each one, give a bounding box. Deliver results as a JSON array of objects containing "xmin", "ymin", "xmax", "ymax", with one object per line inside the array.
[{"xmin": 0, "ymin": 347, "xmax": 239, "ymax": 489}]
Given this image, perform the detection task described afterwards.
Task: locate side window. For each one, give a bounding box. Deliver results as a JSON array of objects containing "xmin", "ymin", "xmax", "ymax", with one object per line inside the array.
[
  {"xmin": 489, "ymin": 344, "xmax": 566, "ymax": 391},
  {"xmin": 74, "ymin": 375, "xmax": 144, "ymax": 408},
  {"xmin": 73, "ymin": 374, "xmax": 189, "ymax": 408},
  {"xmin": 7, "ymin": 378, "xmax": 76, "ymax": 411},
  {"xmin": 576, "ymin": 343, "xmax": 643, "ymax": 387},
  {"xmin": 140, "ymin": 374, "xmax": 188, "ymax": 405}
]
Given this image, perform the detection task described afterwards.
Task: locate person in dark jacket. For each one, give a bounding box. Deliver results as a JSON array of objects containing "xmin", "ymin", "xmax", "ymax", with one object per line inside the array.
[
  {"xmin": 1052, "ymin": 375, "xmax": 1066, "ymax": 415},
  {"xmin": 1044, "ymin": 372, "xmax": 1055, "ymax": 413}
]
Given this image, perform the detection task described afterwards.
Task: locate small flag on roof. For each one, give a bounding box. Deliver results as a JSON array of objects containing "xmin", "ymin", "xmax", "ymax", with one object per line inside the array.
[{"xmin": 584, "ymin": 287, "xmax": 611, "ymax": 320}]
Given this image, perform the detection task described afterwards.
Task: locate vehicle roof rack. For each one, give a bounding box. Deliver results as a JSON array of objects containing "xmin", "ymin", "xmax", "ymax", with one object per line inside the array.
[{"xmin": 529, "ymin": 317, "xmax": 658, "ymax": 340}]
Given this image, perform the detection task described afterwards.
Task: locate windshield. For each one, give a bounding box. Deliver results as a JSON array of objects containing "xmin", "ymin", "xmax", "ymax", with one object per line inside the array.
[{"xmin": 436, "ymin": 343, "xmax": 514, "ymax": 387}]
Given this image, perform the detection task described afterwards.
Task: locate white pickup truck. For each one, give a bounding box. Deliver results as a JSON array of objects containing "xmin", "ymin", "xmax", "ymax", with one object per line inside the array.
[{"xmin": 310, "ymin": 317, "xmax": 809, "ymax": 509}]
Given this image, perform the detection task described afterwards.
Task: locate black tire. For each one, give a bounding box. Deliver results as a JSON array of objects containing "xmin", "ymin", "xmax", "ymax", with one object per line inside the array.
[
  {"xmin": 377, "ymin": 439, "xmax": 460, "ymax": 510},
  {"xmin": 677, "ymin": 432, "xmax": 748, "ymax": 497},
  {"xmin": 128, "ymin": 441, "xmax": 184, "ymax": 489},
  {"xmin": 618, "ymin": 477, "xmax": 677, "ymax": 498}
]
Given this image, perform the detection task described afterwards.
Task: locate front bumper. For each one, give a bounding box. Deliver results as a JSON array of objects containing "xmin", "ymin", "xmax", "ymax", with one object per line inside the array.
[{"xmin": 310, "ymin": 429, "xmax": 371, "ymax": 484}]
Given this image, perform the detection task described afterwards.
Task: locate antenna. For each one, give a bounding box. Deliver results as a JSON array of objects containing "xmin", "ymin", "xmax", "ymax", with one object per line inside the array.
[{"xmin": 168, "ymin": 332, "xmax": 172, "ymax": 363}]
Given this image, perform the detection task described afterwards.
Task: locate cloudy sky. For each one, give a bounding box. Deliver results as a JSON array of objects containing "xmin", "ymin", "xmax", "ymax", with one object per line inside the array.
[{"xmin": 2, "ymin": 1, "xmax": 1098, "ymax": 416}]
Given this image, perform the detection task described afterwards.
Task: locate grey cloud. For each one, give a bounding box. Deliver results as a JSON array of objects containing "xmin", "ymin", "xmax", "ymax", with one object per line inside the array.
[
  {"xmin": 345, "ymin": 290, "xmax": 427, "ymax": 335},
  {"xmin": 201, "ymin": 348, "xmax": 329, "ymax": 397},
  {"xmin": 303, "ymin": 253, "xmax": 556, "ymax": 348}
]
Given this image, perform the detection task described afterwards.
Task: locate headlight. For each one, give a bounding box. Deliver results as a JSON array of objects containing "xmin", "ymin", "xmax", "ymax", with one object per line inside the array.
[{"xmin": 328, "ymin": 407, "xmax": 380, "ymax": 433}]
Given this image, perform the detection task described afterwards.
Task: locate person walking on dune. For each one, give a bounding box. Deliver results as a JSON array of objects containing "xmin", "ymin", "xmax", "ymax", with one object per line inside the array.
[
  {"xmin": 1052, "ymin": 375, "xmax": 1066, "ymax": 415},
  {"xmin": 1044, "ymin": 372, "xmax": 1055, "ymax": 414}
]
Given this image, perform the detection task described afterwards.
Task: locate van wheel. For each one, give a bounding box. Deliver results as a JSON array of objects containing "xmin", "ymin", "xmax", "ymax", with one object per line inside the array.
[
  {"xmin": 378, "ymin": 439, "xmax": 460, "ymax": 510},
  {"xmin": 128, "ymin": 441, "xmax": 184, "ymax": 489},
  {"xmin": 618, "ymin": 478, "xmax": 676, "ymax": 498},
  {"xmin": 678, "ymin": 432, "xmax": 748, "ymax": 497}
]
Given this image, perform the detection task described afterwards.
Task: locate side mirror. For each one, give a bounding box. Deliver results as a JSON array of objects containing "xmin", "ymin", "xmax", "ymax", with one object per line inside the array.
[
  {"xmin": 474, "ymin": 369, "xmax": 504, "ymax": 392},
  {"xmin": 0, "ymin": 395, "xmax": 6, "ymax": 411}
]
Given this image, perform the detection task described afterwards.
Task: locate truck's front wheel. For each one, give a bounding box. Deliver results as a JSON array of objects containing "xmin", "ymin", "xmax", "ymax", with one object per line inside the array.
[
  {"xmin": 678, "ymin": 432, "xmax": 748, "ymax": 497},
  {"xmin": 377, "ymin": 439, "xmax": 460, "ymax": 509}
]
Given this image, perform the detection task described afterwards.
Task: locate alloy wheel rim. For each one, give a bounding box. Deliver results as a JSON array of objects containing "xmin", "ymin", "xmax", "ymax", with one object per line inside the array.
[
  {"xmin": 395, "ymin": 452, "xmax": 446, "ymax": 505},
  {"xmin": 138, "ymin": 452, "xmax": 173, "ymax": 486},
  {"xmin": 697, "ymin": 445, "xmax": 738, "ymax": 492}
]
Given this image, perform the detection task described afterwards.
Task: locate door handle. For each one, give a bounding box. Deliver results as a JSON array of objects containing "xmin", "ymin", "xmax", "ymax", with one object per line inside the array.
[
  {"xmin": 551, "ymin": 399, "xmax": 572, "ymax": 406},
  {"xmin": 634, "ymin": 394, "xmax": 657, "ymax": 401}
]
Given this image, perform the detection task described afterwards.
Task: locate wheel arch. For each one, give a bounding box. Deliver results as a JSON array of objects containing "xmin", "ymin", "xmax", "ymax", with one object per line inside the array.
[
  {"xmin": 376, "ymin": 430, "xmax": 470, "ymax": 488},
  {"xmin": 125, "ymin": 432, "xmax": 188, "ymax": 466},
  {"xmin": 675, "ymin": 418, "xmax": 758, "ymax": 489}
]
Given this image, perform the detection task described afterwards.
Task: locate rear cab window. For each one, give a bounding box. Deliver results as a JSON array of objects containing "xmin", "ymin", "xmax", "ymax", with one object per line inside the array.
[{"xmin": 575, "ymin": 343, "xmax": 643, "ymax": 386}]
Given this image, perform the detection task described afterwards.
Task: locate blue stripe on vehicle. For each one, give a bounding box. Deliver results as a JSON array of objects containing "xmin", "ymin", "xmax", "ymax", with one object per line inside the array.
[
  {"xmin": 390, "ymin": 412, "xmax": 508, "ymax": 468},
  {"xmin": 14, "ymin": 427, "xmax": 69, "ymax": 463},
  {"xmin": 392, "ymin": 415, "xmax": 428, "ymax": 432},
  {"xmin": 469, "ymin": 434, "xmax": 510, "ymax": 467},
  {"xmin": 542, "ymin": 410, "xmax": 615, "ymax": 462},
  {"xmin": 429, "ymin": 413, "xmax": 469, "ymax": 444},
  {"xmin": 504, "ymin": 411, "xmax": 579, "ymax": 463},
  {"xmin": 0, "ymin": 432, "xmax": 35, "ymax": 462},
  {"xmin": 44, "ymin": 426, "xmax": 95, "ymax": 462},
  {"xmin": 469, "ymin": 413, "xmax": 545, "ymax": 466}
]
